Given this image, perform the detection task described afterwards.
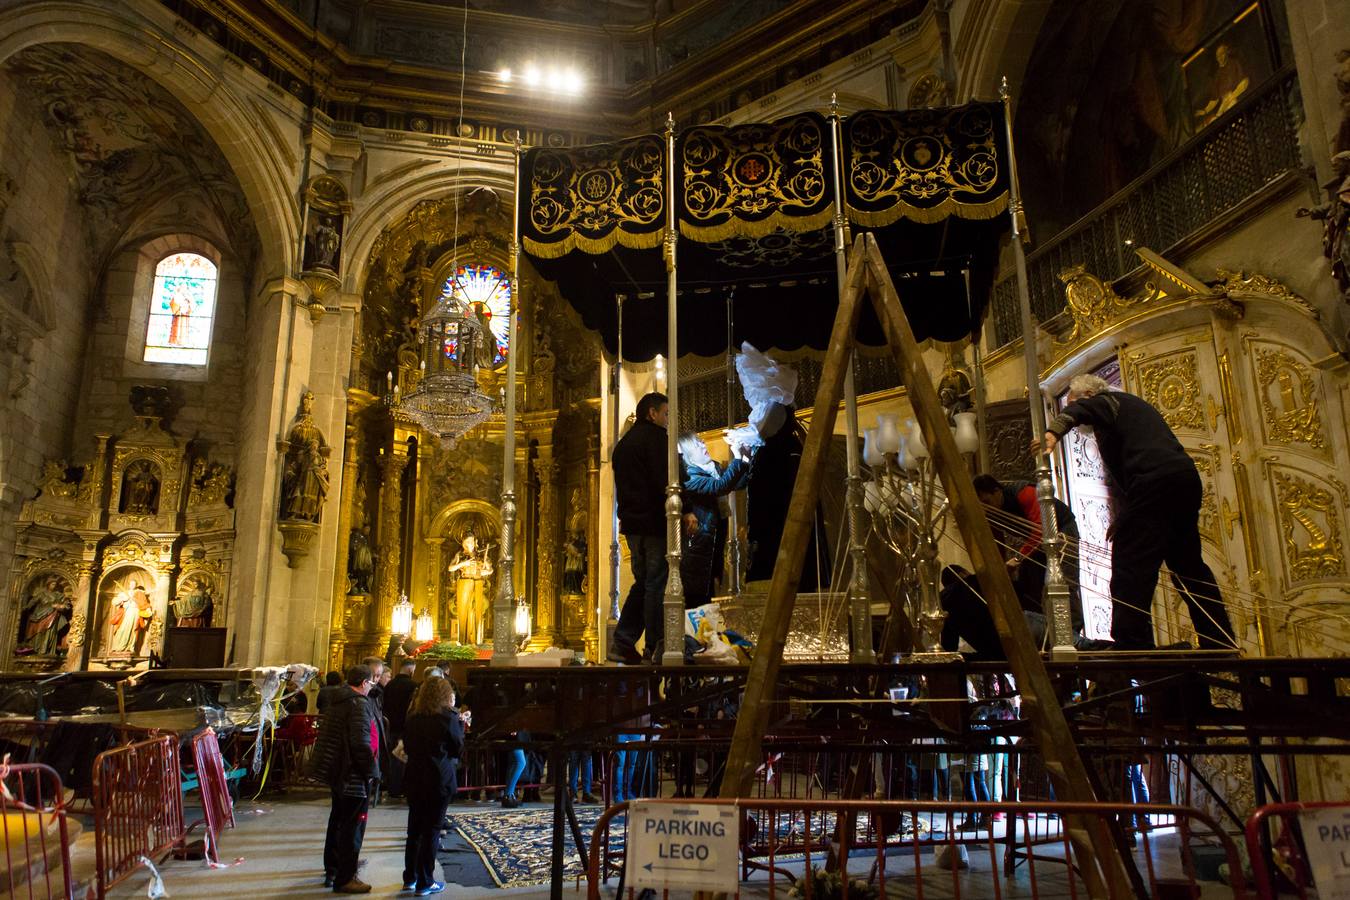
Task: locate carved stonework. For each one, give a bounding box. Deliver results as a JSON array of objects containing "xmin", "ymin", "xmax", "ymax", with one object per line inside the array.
[
  {"xmin": 1254, "ymin": 347, "xmax": 1325, "ymax": 449},
  {"xmin": 1272, "ymin": 468, "xmax": 1345, "ymax": 583},
  {"xmin": 984, "ymin": 399, "xmax": 1035, "ymax": 482},
  {"xmin": 1134, "ymin": 350, "xmax": 1205, "ymax": 432},
  {"xmin": 188, "ymin": 459, "xmax": 234, "ymax": 508},
  {"xmin": 1189, "ymin": 447, "xmax": 1222, "ymax": 549}
]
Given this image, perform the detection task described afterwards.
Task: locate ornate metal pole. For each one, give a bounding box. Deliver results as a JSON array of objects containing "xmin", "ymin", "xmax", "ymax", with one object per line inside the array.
[
  {"xmin": 661, "ymin": 112, "xmax": 685, "ymax": 666},
  {"xmin": 492, "ymin": 135, "xmax": 524, "ymax": 665},
  {"xmin": 1001, "ymin": 78, "xmax": 1074, "ymax": 658},
  {"xmin": 608, "ymin": 295, "xmax": 623, "ymax": 625},
  {"xmin": 724, "ymin": 291, "xmax": 743, "ymax": 597},
  {"xmin": 829, "ymin": 94, "xmax": 875, "ymax": 663}
]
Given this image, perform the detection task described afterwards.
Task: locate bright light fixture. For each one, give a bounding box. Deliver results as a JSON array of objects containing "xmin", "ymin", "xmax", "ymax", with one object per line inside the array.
[
  {"xmin": 561, "ymin": 69, "xmax": 584, "ymax": 94},
  {"xmin": 498, "ymin": 67, "xmax": 512, "ymax": 83},
  {"xmin": 522, "ymin": 66, "xmax": 541, "ymax": 87}
]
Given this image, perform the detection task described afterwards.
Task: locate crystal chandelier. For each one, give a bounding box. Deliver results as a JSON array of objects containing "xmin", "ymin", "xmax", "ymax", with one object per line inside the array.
[{"xmin": 396, "ymin": 290, "xmax": 494, "ymax": 444}]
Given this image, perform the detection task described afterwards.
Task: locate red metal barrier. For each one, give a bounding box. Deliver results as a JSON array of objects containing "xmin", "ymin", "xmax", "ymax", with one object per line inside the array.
[
  {"xmin": 0, "ymin": 762, "xmax": 74, "ymax": 900},
  {"xmin": 588, "ymin": 799, "xmax": 1251, "ymax": 899},
  {"xmin": 1246, "ymin": 801, "xmax": 1350, "ymax": 899},
  {"xmin": 93, "ymin": 736, "xmax": 186, "ymax": 898},
  {"xmin": 189, "ymin": 729, "xmax": 234, "ymax": 864}
]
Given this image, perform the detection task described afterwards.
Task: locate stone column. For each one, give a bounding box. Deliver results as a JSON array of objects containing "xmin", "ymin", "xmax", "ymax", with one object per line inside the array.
[
  {"xmin": 148, "ymin": 543, "xmax": 175, "ymax": 661},
  {"xmin": 375, "ymin": 440, "xmax": 410, "ymax": 649},
  {"xmin": 327, "ymin": 390, "xmax": 372, "ymax": 669},
  {"xmin": 527, "ymin": 449, "xmax": 561, "ymax": 649}
]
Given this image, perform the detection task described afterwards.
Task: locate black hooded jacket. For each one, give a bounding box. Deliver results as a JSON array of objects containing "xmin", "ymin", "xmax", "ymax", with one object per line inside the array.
[{"xmin": 309, "ymin": 687, "xmax": 378, "ymax": 797}]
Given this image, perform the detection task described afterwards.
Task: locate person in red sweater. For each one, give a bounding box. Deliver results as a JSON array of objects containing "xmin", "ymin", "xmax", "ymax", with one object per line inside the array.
[{"xmin": 974, "ymin": 473, "xmax": 1083, "ymax": 634}]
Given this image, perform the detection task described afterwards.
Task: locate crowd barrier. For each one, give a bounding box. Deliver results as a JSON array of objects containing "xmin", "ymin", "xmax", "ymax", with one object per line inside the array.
[
  {"xmin": 1245, "ymin": 800, "xmax": 1350, "ymax": 900},
  {"xmin": 92, "ymin": 736, "xmax": 186, "ymax": 898},
  {"xmin": 587, "ymin": 798, "xmax": 1250, "ymax": 899},
  {"xmin": 0, "ymin": 762, "xmax": 73, "ymax": 900},
  {"xmin": 188, "ymin": 728, "xmax": 234, "ymax": 865}
]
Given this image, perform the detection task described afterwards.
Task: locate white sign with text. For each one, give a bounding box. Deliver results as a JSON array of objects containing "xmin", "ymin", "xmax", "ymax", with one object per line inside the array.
[
  {"xmin": 626, "ymin": 801, "xmax": 740, "ymax": 892},
  {"xmin": 1303, "ymin": 807, "xmax": 1350, "ymax": 899}
]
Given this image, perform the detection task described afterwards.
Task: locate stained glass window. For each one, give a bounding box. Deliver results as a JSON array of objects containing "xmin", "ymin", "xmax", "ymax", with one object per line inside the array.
[
  {"xmin": 143, "ymin": 253, "xmax": 218, "ymax": 366},
  {"xmin": 439, "ymin": 264, "xmax": 511, "ymax": 365}
]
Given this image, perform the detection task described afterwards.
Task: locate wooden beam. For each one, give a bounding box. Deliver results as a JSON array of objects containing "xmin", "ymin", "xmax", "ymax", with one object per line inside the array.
[
  {"xmin": 719, "ymin": 233, "xmax": 869, "ymax": 798},
  {"xmin": 861, "ymin": 234, "xmax": 1131, "ymax": 897}
]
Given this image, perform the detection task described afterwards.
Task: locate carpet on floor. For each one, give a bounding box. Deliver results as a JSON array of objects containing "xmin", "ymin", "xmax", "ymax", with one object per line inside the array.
[{"xmin": 447, "ymin": 805, "xmax": 615, "ymax": 888}]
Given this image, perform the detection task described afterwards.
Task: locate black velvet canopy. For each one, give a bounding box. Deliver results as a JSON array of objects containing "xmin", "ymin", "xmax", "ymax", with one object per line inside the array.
[{"xmin": 520, "ymin": 103, "xmax": 1010, "ymax": 361}]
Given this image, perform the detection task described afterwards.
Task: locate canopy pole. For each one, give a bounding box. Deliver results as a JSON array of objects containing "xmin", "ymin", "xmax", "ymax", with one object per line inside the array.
[
  {"xmin": 725, "ymin": 290, "xmax": 743, "ymax": 598},
  {"xmin": 830, "ymin": 94, "xmax": 875, "ymax": 664},
  {"xmin": 608, "ymin": 295, "xmax": 623, "ymax": 626},
  {"xmin": 1000, "ymin": 78, "xmax": 1075, "ymax": 659},
  {"xmin": 661, "ymin": 112, "xmax": 685, "ymax": 666},
  {"xmin": 492, "ymin": 134, "xmax": 523, "ymax": 666}
]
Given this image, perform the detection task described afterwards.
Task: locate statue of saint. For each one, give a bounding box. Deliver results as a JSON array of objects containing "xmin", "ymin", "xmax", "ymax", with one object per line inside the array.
[
  {"xmin": 172, "ymin": 576, "xmax": 213, "ymax": 628},
  {"xmin": 310, "ymin": 215, "xmax": 341, "ymax": 270},
  {"xmin": 279, "ymin": 391, "xmax": 329, "ymax": 522},
  {"xmin": 348, "ymin": 525, "xmax": 375, "ymax": 594},
  {"xmin": 562, "ymin": 488, "xmax": 587, "ymax": 595},
  {"xmin": 447, "ymin": 530, "xmax": 494, "ymax": 645},
  {"xmin": 121, "ymin": 460, "xmax": 160, "ymax": 514},
  {"xmin": 19, "ymin": 576, "xmax": 71, "ymax": 656},
  {"xmin": 107, "ymin": 580, "xmax": 154, "ymax": 655}
]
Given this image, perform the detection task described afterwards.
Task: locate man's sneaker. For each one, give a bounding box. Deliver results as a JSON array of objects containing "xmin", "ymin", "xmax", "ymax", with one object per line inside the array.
[
  {"xmin": 416, "ymin": 883, "xmax": 446, "ymax": 896},
  {"xmin": 323, "ymin": 874, "xmax": 336, "ymax": 888},
  {"xmin": 333, "ymin": 878, "xmax": 373, "ymax": 894},
  {"xmin": 581, "ymin": 792, "xmax": 600, "ymax": 804},
  {"xmin": 607, "ymin": 643, "xmax": 642, "ymax": 665},
  {"xmin": 403, "ymin": 882, "xmax": 416, "ymax": 892}
]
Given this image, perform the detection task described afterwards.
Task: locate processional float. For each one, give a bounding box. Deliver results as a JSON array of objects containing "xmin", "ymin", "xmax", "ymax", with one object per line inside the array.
[{"xmin": 502, "ymin": 88, "xmax": 1128, "ymax": 893}]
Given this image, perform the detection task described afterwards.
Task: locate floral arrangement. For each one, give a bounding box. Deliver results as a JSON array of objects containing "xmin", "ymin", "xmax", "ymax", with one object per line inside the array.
[
  {"xmin": 409, "ymin": 640, "xmax": 478, "ymax": 661},
  {"xmin": 788, "ymin": 867, "xmax": 879, "ymax": 900}
]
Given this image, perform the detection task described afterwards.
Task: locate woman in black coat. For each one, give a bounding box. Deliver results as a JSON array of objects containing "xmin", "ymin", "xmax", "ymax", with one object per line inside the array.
[{"xmin": 401, "ymin": 677, "xmax": 464, "ymax": 896}]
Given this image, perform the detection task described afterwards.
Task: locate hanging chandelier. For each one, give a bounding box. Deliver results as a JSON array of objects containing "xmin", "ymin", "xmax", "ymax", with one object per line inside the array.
[{"xmin": 396, "ymin": 290, "xmax": 495, "ymax": 444}]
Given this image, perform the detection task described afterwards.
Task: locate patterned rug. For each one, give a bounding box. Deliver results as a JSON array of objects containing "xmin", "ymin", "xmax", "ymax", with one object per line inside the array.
[{"xmin": 448, "ymin": 805, "xmax": 622, "ymax": 888}]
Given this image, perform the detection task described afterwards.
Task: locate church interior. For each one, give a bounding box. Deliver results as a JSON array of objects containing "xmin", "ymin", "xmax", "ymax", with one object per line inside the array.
[{"xmin": 0, "ymin": 0, "xmax": 1347, "ymax": 896}]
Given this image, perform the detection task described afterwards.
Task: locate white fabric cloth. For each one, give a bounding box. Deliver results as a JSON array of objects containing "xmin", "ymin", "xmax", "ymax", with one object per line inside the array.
[{"xmin": 729, "ymin": 342, "xmax": 797, "ymax": 455}]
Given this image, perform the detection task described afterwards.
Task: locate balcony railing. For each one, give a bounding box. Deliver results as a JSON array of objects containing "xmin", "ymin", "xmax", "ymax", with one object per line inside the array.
[{"xmin": 989, "ymin": 66, "xmax": 1302, "ymax": 347}]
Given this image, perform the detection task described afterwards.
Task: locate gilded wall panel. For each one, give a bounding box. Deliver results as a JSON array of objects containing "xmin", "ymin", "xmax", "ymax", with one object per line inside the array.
[
  {"xmin": 1248, "ymin": 342, "xmax": 1326, "ymax": 451},
  {"xmin": 1265, "ymin": 464, "xmax": 1346, "ymax": 588},
  {"xmin": 1132, "ymin": 349, "xmax": 1206, "ymax": 433}
]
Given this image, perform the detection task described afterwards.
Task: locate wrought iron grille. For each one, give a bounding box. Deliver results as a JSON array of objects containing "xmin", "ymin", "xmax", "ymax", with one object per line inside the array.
[{"xmin": 990, "ymin": 67, "xmax": 1302, "ymax": 347}]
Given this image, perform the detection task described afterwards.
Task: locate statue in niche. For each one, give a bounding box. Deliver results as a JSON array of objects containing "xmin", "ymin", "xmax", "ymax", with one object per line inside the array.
[
  {"xmin": 348, "ymin": 525, "xmax": 375, "ymax": 594},
  {"xmin": 446, "ymin": 529, "xmax": 494, "ymax": 645},
  {"xmin": 279, "ymin": 391, "xmax": 330, "ymax": 522},
  {"xmin": 562, "ymin": 488, "xmax": 587, "ymax": 595},
  {"xmin": 105, "ymin": 577, "xmax": 154, "ymax": 656},
  {"xmin": 17, "ymin": 575, "xmax": 72, "ymax": 657},
  {"xmin": 188, "ymin": 459, "xmax": 233, "ymax": 507},
  {"xmin": 120, "ymin": 460, "xmax": 160, "ymax": 514},
  {"xmin": 171, "ymin": 575, "xmax": 213, "ymax": 628},
  {"xmin": 306, "ymin": 214, "xmax": 342, "ymax": 271}
]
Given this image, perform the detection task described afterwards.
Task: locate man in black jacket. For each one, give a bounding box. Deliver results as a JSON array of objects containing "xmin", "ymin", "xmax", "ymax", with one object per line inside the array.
[
  {"xmin": 382, "ymin": 661, "xmax": 417, "ymax": 798},
  {"xmin": 1035, "ymin": 374, "xmax": 1235, "ymax": 650},
  {"xmin": 310, "ymin": 664, "xmax": 380, "ymax": 894},
  {"xmin": 609, "ymin": 392, "xmax": 669, "ymax": 663}
]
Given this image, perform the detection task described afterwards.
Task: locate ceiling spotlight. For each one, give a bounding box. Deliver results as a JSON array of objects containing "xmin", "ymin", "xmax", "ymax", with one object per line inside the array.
[
  {"xmin": 523, "ymin": 66, "xmax": 541, "ymax": 87},
  {"xmin": 561, "ymin": 69, "xmax": 584, "ymax": 95},
  {"xmin": 498, "ymin": 67, "xmax": 512, "ymax": 83}
]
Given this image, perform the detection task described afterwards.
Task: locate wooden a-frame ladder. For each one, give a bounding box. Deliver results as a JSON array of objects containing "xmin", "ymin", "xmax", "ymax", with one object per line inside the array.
[{"xmin": 717, "ymin": 233, "xmax": 1134, "ymax": 898}]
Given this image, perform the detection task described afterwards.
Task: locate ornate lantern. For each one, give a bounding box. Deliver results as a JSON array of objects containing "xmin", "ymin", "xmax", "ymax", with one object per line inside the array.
[
  {"xmin": 414, "ymin": 608, "xmax": 435, "ymax": 643},
  {"xmin": 396, "ymin": 290, "xmax": 494, "ymax": 444},
  {"xmin": 391, "ymin": 592, "xmax": 414, "ymax": 636}
]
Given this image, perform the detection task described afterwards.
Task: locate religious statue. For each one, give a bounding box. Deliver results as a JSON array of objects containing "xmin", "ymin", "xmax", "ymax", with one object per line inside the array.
[
  {"xmin": 348, "ymin": 525, "xmax": 375, "ymax": 594},
  {"xmin": 106, "ymin": 580, "xmax": 154, "ymax": 655},
  {"xmin": 279, "ymin": 391, "xmax": 329, "ymax": 523},
  {"xmin": 17, "ymin": 575, "xmax": 71, "ymax": 657},
  {"xmin": 189, "ymin": 459, "xmax": 232, "ymax": 507},
  {"xmin": 40, "ymin": 461, "xmax": 78, "ymax": 500},
  {"xmin": 120, "ymin": 460, "xmax": 160, "ymax": 514},
  {"xmin": 171, "ymin": 575, "xmax": 213, "ymax": 628},
  {"xmin": 310, "ymin": 215, "xmax": 341, "ymax": 271},
  {"xmin": 562, "ymin": 488, "xmax": 587, "ymax": 595},
  {"xmin": 447, "ymin": 530, "xmax": 494, "ymax": 645}
]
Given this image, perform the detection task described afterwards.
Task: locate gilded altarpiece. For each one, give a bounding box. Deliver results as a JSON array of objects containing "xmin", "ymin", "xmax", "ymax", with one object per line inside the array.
[
  {"xmin": 4, "ymin": 395, "xmax": 236, "ymax": 671},
  {"xmin": 1045, "ymin": 258, "xmax": 1350, "ymax": 806}
]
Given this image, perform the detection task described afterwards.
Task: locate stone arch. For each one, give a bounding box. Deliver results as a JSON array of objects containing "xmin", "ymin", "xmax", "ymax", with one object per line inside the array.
[
  {"xmin": 953, "ymin": 0, "xmax": 1054, "ymax": 107},
  {"xmin": 428, "ymin": 498, "xmax": 501, "ymax": 542},
  {"xmin": 0, "ymin": 1, "xmax": 300, "ymax": 280},
  {"xmin": 343, "ymin": 166, "xmax": 517, "ymax": 299}
]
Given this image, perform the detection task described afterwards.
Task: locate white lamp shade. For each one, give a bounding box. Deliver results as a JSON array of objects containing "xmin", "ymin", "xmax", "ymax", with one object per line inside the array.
[
  {"xmin": 876, "ymin": 413, "xmax": 902, "ymax": 455},
  {"xmin": 414, "ymin": 609, "xmax": 434, "ymax": 642},
  {"xmin": 514, "ymin": 600, "xmax": 532, "ymax": 638},
  {"xmin": 953, "ymin": 411, "xmax": 980, "ymax": 455},
  {"xmin": 863, "ymin": 480, "xmax": 882, "ymax": 513},
  {"xmin": 862, "ymin": 428, "xmax": 884, "ymax": 467},
  {"xmin": 391, "ymin": 594, "xmax": 413, "ymax": 635},
  {"xmin": 907, "ymin": 418, "xmax": 929, "ymax": 460}
]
